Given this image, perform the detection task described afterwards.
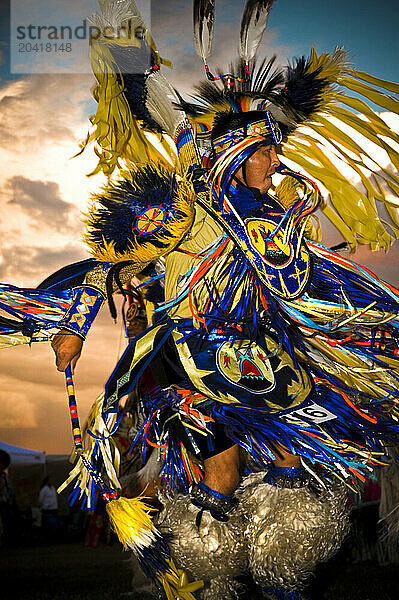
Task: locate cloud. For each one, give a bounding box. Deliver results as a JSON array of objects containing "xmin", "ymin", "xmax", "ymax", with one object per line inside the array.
[
  {"xmin": 0, "ymin": 305, "xmax": 125, "ymax": 453},
  {"xmin": 0, "ymin": 388, "xmax": 38, "ymax": 429},
  {"xmin": 0, "ymin": 74, "xmax": 106, "ymax": 288},
  {"xmin": 0, "ymin": 244, "xmax": 85, "ymax": 285},
  {"xmin": 6, "ymin": 176, "xmax": 74, "ymax": 231},
  {"xmin": 0, "ymin": 74, "xmax": 93, "ymax": 152}
]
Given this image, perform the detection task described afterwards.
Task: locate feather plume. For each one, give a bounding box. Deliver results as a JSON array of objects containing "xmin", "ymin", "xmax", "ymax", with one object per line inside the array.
[
  {"xmin": 193, "ymin": 0, "xmax": 215, "ymax": 62},
  {"xmin": 239, "ymin": 0, "xmax": 275, "ymax": 62},
  {"xmin": 89, "ymin": 0, "xmax": 141, "ymax": 35},
  {"xmin": 145, "ymin": 71, "xmax": 187, "ymax": 139},
  {"xmin": 177, "ymin": 58, "xmax": 284, "ymax": 119},
  {"xmin": 84, "ymin": 165, "xmax": 195, "ymax": 264}
]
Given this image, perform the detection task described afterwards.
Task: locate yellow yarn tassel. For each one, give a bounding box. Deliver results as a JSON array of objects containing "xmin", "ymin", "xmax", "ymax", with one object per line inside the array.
[
  {"xmin": 106, "ymin": 495, "xmax": 203, "ymax": 599},
  {"xmin": 105, "ymin": 494, "xmax": 157, "ymax": 550}
]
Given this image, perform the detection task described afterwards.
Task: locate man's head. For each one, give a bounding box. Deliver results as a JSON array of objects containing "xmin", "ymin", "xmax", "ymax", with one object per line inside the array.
[
  {"xmin": 234, "ymin": 143, "xmax": 280, "ymax": 193},
  {"xmin": 209, "ymin": 109, "xmax": 282, "ymax": 197}
]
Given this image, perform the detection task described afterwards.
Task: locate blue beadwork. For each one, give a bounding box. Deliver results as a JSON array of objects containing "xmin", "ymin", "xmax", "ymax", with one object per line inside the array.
[
  {"xmin": 58, "ymin": 285, "xmax": 105, "ymax": 339},
  {"xmin": 263, "ymin": 587, "xmax": 309, "ymax": 600},
  {"xmin": 263, "ymin": 465, "xmax": 307, "ymax": 487},
  {"xmin": 268, "ymin": 466, "xmax": 305, "ymax": 478},
  {"xmin": 198, "ymin": 480, "xmax": 232, "ymax": 501}
]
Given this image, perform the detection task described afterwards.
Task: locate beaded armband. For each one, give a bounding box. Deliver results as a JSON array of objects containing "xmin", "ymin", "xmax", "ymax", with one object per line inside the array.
[
  {"xmin": 263, "ymin": 465, "xmax": 310, "ymax": 489},
  {"xmin": 190, "ymin": 481, "xmax": 238, "ymax": 523},
  {"xmin": 57, "ymin": 285, "xmax": 106, "ymax": 339},
  {"xmin": 262, "ymin": 465, "xmax": 323, "ymax": 497}
]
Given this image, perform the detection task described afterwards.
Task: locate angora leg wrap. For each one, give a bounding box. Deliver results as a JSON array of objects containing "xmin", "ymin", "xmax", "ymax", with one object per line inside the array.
[
  {"xmin": 157, "ymin": 493, "xmax": 247, "ymax": 599},
  {"xmin": 200, "ymin": 576, "xmax": 245, "ymax": 600},
  {"xmin": 236, "ymin": 473, "xmax": 350, "ymax": 591}
]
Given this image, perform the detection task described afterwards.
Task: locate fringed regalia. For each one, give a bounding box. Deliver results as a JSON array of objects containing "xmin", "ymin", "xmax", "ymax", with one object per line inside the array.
[{"xmin": 2, "ymin": 1, "xmax": 399, "ymax": 598}]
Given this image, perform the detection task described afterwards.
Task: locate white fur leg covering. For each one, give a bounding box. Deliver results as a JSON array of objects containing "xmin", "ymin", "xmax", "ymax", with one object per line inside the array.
[
  {"xmin": 157, "ymin": 493, "xmax": 247, "ymax": 599},
  {"xmin": 237, "ymin": 473, "xmax": 350, "ymax": 591},
  {"xmin": 200, "ymin": 576, "xmax": 245, "ymax": 600}
]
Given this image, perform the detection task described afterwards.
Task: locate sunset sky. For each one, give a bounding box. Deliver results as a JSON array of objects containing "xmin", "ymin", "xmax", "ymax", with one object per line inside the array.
[{"xmin": 0, "ymin": 0, "xmax": 398, "ymax": 454}]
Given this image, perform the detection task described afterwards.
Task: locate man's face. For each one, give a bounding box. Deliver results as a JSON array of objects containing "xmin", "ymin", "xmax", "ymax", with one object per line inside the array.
[{"xmin": 235, "ymin": 144, "xmax": 280, "ymax": 194}]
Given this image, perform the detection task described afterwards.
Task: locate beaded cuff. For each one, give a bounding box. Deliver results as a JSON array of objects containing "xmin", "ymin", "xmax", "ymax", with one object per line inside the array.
[
  {"xmin": 57, "ymin": 285, "xmax": 106, "ymax": 339},
  {"xmin": 85, "ymin": 263, "xmax": 140, "ymax": 295},
  {"xmin": 190, "ymin": 481, "xmax": 238, "ymax": 523},
  {"xmin": 262, "ymin": 586, "xmax": 306, "ymax": 600},
  {"xmin": 263, "ymin": 465, "xmax": 310, "ymax": 489}
]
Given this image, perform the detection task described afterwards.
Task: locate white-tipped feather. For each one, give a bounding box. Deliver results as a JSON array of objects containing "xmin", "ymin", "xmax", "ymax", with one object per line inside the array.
[
  {"xmin": 145, "ymin": 71, "xmax": 187, "ymax": 138},
  {"xmin": 193, "ymin": 0, "xmax": 215, "ymax": 61},
  {"xmin": 90, "ymin": 0, "xmax": 142, "ymax": 36},
  {"xmin": 239, "ymin": 0, "xmax": 274, "ymax": 62}
]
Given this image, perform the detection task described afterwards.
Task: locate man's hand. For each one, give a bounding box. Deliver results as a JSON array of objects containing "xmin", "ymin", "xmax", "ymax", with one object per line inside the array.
[{"xmin": 51, "ymin": 330, "xmax": 83, "ymax": 372}]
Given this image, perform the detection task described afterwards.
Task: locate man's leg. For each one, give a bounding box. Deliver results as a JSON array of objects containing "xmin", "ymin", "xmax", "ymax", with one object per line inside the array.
[
  {"xmin": 239, "ymin": 450, "xmax": 349, "ymax": 599},
  {"xmin": 202, "ymin": 444, "xmax": 240, "ymax": 495},
  {"xmin": 202, "ymin": 443, "xmax": 301, "ymax": 496}
]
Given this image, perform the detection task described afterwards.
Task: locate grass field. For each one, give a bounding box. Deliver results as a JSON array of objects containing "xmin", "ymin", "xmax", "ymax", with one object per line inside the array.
[
  {"xmin": 0, "ymin": 542, "xmax": 151, "ymax": 600},
  {"xmin": 2, "ymin": 540, "xmax": 399, "ymax": 600}
]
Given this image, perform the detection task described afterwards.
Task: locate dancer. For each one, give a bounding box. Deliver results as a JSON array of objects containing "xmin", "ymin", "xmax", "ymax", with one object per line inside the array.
[{"xmin": 2, "ymin": 1, "xmax": 399, "ymax": 599}]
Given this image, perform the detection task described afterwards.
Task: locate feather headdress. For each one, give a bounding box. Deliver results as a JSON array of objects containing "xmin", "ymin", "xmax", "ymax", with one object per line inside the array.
[
  {"xmin": 180, "ymin": 46, "xmax": 399, "ymax": 251},
  {"xmin": 84, "ymin": 0, "xmax": 399, "ymax": 254}
]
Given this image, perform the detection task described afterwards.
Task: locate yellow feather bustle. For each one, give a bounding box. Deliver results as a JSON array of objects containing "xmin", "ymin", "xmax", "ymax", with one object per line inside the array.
[
  {"xmin": 282, "ymin": 47, "xmax": 399, "ymax": 252},
  {"xmin": 76, "ymin": 24, "xmax": 177, "ymax": 177},
  {"xmin": 83, "ymin": 167, "xmax": 196, "ymax": 265}
]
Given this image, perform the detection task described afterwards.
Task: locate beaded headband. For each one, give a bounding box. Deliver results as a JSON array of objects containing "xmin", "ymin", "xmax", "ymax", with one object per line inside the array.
[{"xmin": 212, "ymin": 111, "xmax": 282, "ymax": 151}]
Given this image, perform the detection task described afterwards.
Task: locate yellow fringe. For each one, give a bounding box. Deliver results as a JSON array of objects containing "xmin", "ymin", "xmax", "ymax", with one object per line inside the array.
[
  {"xmin": 158, "ymin": 559, "xmax": 204, "ymax": 600},
  {"xmin": 280, "ymin": 47, "xmax": 399, "ymax": 251}
]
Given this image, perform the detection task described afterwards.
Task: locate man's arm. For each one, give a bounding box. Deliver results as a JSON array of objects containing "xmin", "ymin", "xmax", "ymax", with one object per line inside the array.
[
  {"xmin": 51, "ymin": 330, "xmax": 83, "ymax": 372},
  {"xmin": 50, "ymin": 282, "xmax": 106, "ymax": 373},
  {"xmin": 50, "ymin": 263, "xmax": 146, "ymax": 372}
]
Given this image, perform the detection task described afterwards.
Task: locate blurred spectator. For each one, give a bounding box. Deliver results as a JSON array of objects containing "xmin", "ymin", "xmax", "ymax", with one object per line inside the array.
[
  {"xmin": 84, "ymin": 495, "xmax": 111, "ymax": 547},
  {"xmin": 0, "ymin": 449, "xmax": 17, "ymax": 546},
  {"xmin": 38, "ymin": 476, "xmax": 60, "ymax": 540}
]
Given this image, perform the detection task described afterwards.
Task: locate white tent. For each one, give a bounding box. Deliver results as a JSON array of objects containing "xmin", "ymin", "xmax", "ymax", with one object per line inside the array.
[{"xmin": 0, "ymin": 440, "xmax": 45, "ymax": 465}]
